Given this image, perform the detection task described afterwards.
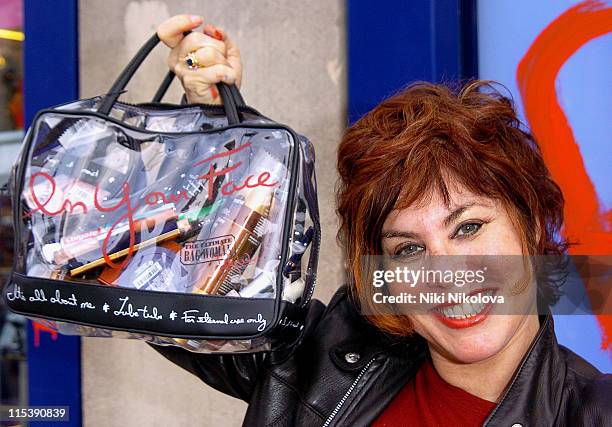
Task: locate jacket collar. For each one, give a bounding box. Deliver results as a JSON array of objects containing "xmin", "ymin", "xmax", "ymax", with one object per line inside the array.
[
  {"xmin": 328, "ymin": 288, "xmax": 428, "ymax": 372},
  {"xmin": 333, "ymin": 309, "xmax": 566, "ymax": 426},
  {"xmin": 483, "ymin": 314, "xmax": 566, "ymax": 426}
]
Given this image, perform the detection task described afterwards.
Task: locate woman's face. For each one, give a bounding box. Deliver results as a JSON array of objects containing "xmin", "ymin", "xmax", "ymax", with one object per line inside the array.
[{"xmin": 381, "ymin": 184, "xmax": 537, "ymax": 364}]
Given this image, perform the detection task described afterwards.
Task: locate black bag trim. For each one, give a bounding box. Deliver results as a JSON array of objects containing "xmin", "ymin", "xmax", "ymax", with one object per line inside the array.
[
  {"xmin": 299, "ymin": 140, "xmax": 321, "ymax": 307},
  {"xmin": 5, "ymin": 272, "xmax": 278, "ymax": 340}
]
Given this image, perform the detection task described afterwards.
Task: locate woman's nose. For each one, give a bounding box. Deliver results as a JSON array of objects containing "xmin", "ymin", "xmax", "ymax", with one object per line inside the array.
[
  {"xmin": 427, "ymin": 241, "xmax": 454, "ymax": 257},
  {"xmin": 426, "ymin": 243, "xmax": 468, "ymax": 277}
]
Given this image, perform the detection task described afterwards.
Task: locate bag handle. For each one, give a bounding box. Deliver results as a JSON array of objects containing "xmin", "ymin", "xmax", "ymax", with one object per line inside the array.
[
  {"xmin": 152, "ymin": 30, "xmax": 245, "ymax": 107},
  {"xmin": 152, "ymin": 69, "xmax": 246, "ymax": 108},
  {"xmin": 98, "ymin": 33, "xmax": 243, "ymax": 124}
]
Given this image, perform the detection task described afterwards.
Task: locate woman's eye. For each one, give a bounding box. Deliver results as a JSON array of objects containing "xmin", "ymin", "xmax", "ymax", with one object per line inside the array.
[
  {"xmin": 453, "ymin": 222, "xmax": 483, "ymax": 238},
  {"xmin": 393, "ymin": 243, "xmax": 424, "ymax": 258}
]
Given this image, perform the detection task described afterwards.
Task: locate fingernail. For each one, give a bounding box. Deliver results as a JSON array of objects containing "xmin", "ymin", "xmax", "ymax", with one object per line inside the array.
[
  {"xmin": 190, "ymin": 15, "xmax": 203, "ymax": 24},
  {"xmin": 210, "ymin": 86, "xmax": 219, "ymax": 99},
  {"xmin": 213, "ymin": 29, "xmax": 223, "ymax": 40}
]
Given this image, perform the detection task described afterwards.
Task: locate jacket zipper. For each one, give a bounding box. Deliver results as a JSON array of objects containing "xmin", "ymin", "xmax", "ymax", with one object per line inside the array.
[{"xmin": 322, "ymin": 357, "xmax": 377, "ymax": 427}]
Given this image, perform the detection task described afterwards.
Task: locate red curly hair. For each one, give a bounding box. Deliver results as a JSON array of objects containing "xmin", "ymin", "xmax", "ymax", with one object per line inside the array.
[{"xmin": 336, "ymin": 81, "xmax": 567, "ymax": 336}]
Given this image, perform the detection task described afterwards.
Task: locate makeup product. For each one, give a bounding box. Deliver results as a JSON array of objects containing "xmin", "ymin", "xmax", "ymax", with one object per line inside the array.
[
  {"xmin": 25, "ymin": 133, "xmax": 130, "ymax": 214},
  {"xmin": 193, "ymin": 186, "xmax": 274, "ymax": 296},
  {"xmin": 24, "ymin": 173, "xmax": 74, "ymax": 212},
  {"xmin": 66, "ymin": 200, "xmax": 220, "ymax": 266},
  {"xmin": 169, "ymin": 138, "xmax": 236, "ymax": 213},
  {"xmin": 30, "ymin": 148, "xmax": 60, "ymax": 169},
  {"xmin": 42, "ymin": 204, "xmax": 178, "ymax": 266},
  {"xmin": 25, "ymin": 150, "xmax": 84, "ymax": 212},
  {"xmin": 102, "ymin": 204, "xmax": 223, "ymax": 293},
  {"xmin": 26, "ymin": 262, "xmax": 60, "ymax": 280},
  {"xmin": 281, "ymin": 277, "xmax": 306, "ymax": 303},
  {"xmin": 50, "ymin": 269, "xmax": 68, "ymax": 281},
  {"xmin": 26, "ymin": 260, "xmax": 86, "ymax": 284},
  {"xmin": 68, "ymin": 215, "xmax": 202, "ymax": 276},
  {"xmin": 192, "ymin": 148, "xmax": 285, "ymax": 296},
  {"xmin": 238, "ymin": 271, "xmax": 276, "ymax": 298},
  {"xmin": 98, "ymin": 241, "xmax": 186, "ymax": 292},
  {"xmin": 140, "ymin": 136, "xmax": 182, "ymax": 187},
  {"xmin": 282, "ymin": 226, "xmax": 314, "ymax": 281},
  {"xmin": 64, "ymin": 139, "xmax": 129, "ymax": 203},
  {"xmin": 195, "ymin": 190, "xmax": 272, "ymax": 295},
  {"xmin": 178, "ymin": 199, "xmax": 223, "ymax": 222}
]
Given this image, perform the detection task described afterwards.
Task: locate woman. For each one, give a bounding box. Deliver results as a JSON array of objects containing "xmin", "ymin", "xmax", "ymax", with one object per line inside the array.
[{"xmin": 151, "ymin": 15, "xmax": 611, "ymax": 426}]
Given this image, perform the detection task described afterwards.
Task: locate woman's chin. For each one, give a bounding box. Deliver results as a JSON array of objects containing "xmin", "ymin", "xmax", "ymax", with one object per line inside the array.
[
  {"xmin": 419, "ymin": 315, "xmax": 518, "ymax": 364},
  {"xmin": 443, "ymin": 336, "xmax": 506, "ymax": 364}
]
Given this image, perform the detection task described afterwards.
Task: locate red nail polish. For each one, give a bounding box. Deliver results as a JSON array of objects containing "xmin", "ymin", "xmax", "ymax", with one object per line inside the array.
[
  {"xmin": 210, "ymin": 86, "xmax": 219, "ymax": 99},
  {"xmin": 213, "ymin": 30, "xmax": 223, "ymax": 41}
]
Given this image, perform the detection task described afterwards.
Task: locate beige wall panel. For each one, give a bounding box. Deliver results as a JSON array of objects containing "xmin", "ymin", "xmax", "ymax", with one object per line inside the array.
[{"xmin": 79, "ymin": 0, "xmax": 346, "ymax": 425}]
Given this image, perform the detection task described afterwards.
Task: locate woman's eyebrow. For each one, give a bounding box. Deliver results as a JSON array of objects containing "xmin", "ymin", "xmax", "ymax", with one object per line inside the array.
[
  {"xmin": 443, "ymin": 204, "xmax": 474, "ymax": 227},
  {"xmin": 442, "ymin": 201, "xmax": 493, "ymax": 227},
  {"xmin": 381, "ymin": 201, "xmax": 493, "ymax": 238},
  {"xmin": 381, "ymin": 230, "xmax": 418, "ymax": 239}
]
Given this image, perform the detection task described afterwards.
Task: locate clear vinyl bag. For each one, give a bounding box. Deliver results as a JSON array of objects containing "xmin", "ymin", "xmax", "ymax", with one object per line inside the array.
[{"xmin": 2, "ymin": 34, "xmax": 320, "ymax": 353}]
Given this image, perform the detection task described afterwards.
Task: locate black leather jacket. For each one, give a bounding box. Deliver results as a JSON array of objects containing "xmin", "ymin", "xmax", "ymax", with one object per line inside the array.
[{"xmin": 151, "ymin": 285, "xmax": 612, "ymax": 426}]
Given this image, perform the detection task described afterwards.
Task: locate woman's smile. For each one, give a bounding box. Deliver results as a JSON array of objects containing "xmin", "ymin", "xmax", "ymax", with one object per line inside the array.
[{"xmin": 431, "ymin": 288, "xmax": 498, "ymax": 329}]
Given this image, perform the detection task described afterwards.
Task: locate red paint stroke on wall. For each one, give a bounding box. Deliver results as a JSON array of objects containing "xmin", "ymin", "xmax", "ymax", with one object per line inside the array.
[
  {"xmin": 517, "ymin": 0, "xmax": 612, "ymax": 352},
  {"xmin": 32, "ymin": 321, "xmax": 58, "ymax": 347}
]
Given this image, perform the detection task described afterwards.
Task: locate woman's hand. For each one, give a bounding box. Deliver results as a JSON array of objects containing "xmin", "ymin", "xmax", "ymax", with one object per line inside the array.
[{"xmin": 157, "ymin": 14, "xmax": 242, "ymax": 105}]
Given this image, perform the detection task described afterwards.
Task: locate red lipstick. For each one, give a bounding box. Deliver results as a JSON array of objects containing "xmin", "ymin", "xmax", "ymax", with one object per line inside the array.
[{"xmin": 431, "ymin": 288, "xmax": 497, "ymax": 329}]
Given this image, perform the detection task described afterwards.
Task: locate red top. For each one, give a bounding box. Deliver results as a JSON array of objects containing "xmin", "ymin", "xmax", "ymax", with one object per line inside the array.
[{"xmin": 373, "ymin": 360, "xmax": 497, "ymax": 427}]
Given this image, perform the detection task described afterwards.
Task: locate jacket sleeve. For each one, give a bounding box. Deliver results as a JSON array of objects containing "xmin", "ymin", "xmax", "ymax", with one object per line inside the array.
[
  {"xmin": 148, "ymin": 342, "xmax": 267, "ymax": 402},
  {"xmin": 148, "ymin": 298, "xmax": 327, "ymax": 403}
]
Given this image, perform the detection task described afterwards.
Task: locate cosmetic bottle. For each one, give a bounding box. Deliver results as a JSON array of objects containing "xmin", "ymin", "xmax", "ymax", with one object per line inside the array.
[
  {"xmin": 192, "ymin": 189, "xmax": 272, "ymax": 296},
  {"xmin": 192, "ymin": 152, "xmax": 286, "ymax": 297},
  {"xmin": 98, "ymin": 241, "xmax": 186, "ymax": 292}
]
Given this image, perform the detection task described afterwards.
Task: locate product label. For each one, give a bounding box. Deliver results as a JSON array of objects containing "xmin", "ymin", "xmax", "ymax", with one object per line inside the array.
[
  {"xmin": 133, "ymin": 261, "xmax": 163, "ymax": 289},
  {"xmin": 61, "ymin": 228, "xmax": 103, "ymax": 245},
  {"xmin": 180, "ymin": 235, "xmax": 235, "ymax": 265}
]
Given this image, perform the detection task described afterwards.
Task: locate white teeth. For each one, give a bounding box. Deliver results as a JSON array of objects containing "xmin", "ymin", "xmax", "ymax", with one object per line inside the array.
[{"xmin": 435, "ymin": 290, "xmax": 493, "ymax": 319}]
